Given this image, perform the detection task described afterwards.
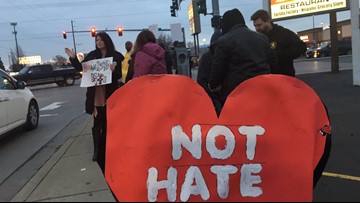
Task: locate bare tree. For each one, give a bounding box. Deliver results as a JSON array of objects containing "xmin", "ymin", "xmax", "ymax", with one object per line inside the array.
[
  {"xmin": 10, "ymin": 46, "xmax": 25, "ymax": 65},
  {"xmin": 157, "ymin": 33, "xmax": 173, "ymax": 51},
  {"xmin": 187, "ymin": 41, "xmax": 194, "ymax": 48},
  {"xmin": 9, "ymin": 48, "xmax": 25, "ymax": 72},
  {"xmin": 52, "ymin": 55, "xmax": 68, "ymax": 66}
]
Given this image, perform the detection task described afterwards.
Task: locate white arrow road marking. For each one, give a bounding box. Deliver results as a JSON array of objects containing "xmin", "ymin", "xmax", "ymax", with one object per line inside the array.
[
  {"xmin": 40, "ymin": 102, "xmax": 66, "ymax": 111},
  {"xmin": 40, "ymin": 114, "xmax": 59, "ymax": 117}
]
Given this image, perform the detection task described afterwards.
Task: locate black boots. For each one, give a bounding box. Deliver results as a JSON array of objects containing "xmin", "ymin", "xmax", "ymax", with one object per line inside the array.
[{"xmin": 92, "ymin": 127, "xmax": 100, "ymax": 161}]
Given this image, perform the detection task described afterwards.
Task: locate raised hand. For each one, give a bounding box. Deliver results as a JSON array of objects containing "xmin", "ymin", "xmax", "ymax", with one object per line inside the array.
[{"xmin": 64, "ymin": 48, "xmax": 76, "ymax": 59}]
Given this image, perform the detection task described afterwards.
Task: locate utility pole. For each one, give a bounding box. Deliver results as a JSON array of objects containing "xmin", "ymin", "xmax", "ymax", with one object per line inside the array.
[
  {"xmin": 312, "ymin": 15, "xmax": 316, "ymax": 45},
  {"xmin": 212, "ymin": 0, "xmax": 221, "ymax": 32},
  {"xmin": 71, "ymin": 20, "xmax": 77, "ymax": 55},
  {"xmin": 10, "ymin": 22, "xmax": 20, "ymax": 64}
]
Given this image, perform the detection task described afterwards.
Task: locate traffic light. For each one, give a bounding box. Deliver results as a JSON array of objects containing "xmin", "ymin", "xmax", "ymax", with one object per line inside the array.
[
  {"xmin": 62, "ymin": 31, "xmax": 67, "ymax": 39},
  {"xmin": 170, "ymin": 5, "xmax": 176, "ymax": 17},
  {"xmin": 90, "ymin": 27, "xmax": 96, "ymax": 37},
  {"xmin": 117, "ymin": 26, "xmax": 123, "ymax": 36},
  {"xmin": 172, "ymin": 0, "xmax": 179, "ymax": 10},
  {"xmin": 197, "ymin": 0, "xmax": 207, "ymax": 15}
]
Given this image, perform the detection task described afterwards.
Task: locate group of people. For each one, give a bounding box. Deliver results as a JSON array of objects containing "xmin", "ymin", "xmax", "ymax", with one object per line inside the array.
[
  {"xmin": 196, "ymin": 8, "xmax": 329, "ymax": 188},
  {"xmin": 65, "ymin": 30, "xmax": 169, "ymax": 175},
  {"xmin": 65, "ymin": 7, "xmax": 329, "ymax": 192},
  {"xmin": 197, "ymin": 9, "xmax": 307, "ymax": 115}
]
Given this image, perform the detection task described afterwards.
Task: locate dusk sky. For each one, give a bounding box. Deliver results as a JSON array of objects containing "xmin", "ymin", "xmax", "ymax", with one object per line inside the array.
[{"xmin": 0, "ymin": 0, "xmax": 357, "ymax": 68}]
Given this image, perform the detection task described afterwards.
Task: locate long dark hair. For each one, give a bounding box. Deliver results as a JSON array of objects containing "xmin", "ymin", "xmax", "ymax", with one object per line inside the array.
[
  {"xmin": 132, "ymin": 30, "xmax": 156, "ymax": 54},
  {"xmin": 95, "ymin": 31, "xmax": 115, "ymax": 56}
]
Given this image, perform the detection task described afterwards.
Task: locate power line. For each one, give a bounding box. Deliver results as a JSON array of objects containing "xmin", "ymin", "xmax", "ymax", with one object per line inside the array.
[{"xmin": 0, "ymin": 10, "xmax": 169, "ymax": 25}]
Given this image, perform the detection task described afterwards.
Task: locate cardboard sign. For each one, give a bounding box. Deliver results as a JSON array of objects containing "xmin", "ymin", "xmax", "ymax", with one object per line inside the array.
[
  {"xmin": 80, "ymin": 57, "xmax": 113, "ymax": 87},
  {"xmin": 106, "ymin": 75, "xmax": 329, "ymax": 202}
]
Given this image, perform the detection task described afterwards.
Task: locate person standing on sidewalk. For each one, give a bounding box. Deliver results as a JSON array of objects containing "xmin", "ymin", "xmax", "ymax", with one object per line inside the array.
[
  {"xmin": 131, "ymin": 30, "xmax": 167, "ymax": 78},
  {"xmin": 121, "ymin": 41, "xmax": 133, "ymax": 84},
  {"xmin": 208, "ymin": 8, "xmax": 276, "ymax": 107},
  {"xmin": 64, "ymin": 31, "xmax": 124, "ymax": 174},
  {"xmin": 251, "ymin": 9, "xmax": 307, "ymax": 77},
  {"xmin": 159, "ymin": 41, "xmax": 174, "ymax": 74},
  {"xmin": 197, "ymin": 30, "xmax": 222, "ymax": 115}
]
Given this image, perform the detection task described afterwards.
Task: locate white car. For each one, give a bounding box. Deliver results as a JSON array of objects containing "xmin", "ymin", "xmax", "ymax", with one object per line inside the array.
[{"xmin": 0, "ymin": 69, "xmax": 39, "ymax": 137}]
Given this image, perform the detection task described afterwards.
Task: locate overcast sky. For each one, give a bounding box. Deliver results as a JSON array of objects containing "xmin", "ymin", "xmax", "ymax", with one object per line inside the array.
[{"xmin": 0, "ymin": 0, "xmax": 357, "ymax": 68}]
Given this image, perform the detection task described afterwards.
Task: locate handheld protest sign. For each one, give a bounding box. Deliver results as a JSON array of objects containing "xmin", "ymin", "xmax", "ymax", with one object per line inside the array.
[
  {"xmin": 80, "ymin": 57, "xmax": 113, "ymax": 87},
  {"xmin": 106, "ymin": 75, "xmax": 330, "ymax": 202}
]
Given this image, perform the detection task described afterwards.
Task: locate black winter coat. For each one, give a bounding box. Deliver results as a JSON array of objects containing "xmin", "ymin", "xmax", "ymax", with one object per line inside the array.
[
  {"xmin": 208, "ymin": 24, "xmax": 276, "ymax": 104},
  {"xmin": 265, "ymin": 24, "xmax": 307, "ymax": 77},
  {"xmin": 70, "ymin": 50, "xmax": 124, "ymax": 115}
]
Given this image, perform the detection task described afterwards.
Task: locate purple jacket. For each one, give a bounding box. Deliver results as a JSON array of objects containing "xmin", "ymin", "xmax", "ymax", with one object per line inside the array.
[{"xmin": 133, "ymin": 42, "xmax": 167, "ymax": 78}]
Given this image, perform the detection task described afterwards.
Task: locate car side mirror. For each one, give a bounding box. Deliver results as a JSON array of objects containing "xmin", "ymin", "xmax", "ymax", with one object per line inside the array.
[{"xmin": 16, "ymin": 81, "xmax": 26, "ymax": 89}]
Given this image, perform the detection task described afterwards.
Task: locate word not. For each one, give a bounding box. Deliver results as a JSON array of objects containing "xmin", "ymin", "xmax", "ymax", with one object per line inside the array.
[{"xmin": 147, "ymin": 124, "xmax": 265, "ymax": 202}]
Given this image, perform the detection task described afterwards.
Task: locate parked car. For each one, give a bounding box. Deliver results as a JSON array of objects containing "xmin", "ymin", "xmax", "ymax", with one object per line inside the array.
[
  {"xmin": 11, "ymin": 64, "xmax": 82, "ymax": 87},
  {"xmin": 306, "ymin": 40, "xmax": 352, "ymax": 58},
  {"xmin": 0, "ymin": 69, "xmax": 39, "ymax": 137}
]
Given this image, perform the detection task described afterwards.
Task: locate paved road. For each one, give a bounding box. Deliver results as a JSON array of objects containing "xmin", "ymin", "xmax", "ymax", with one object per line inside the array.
[{"xmin": 0, "ymin": 81, "xmax": 86, "ymax": 201}]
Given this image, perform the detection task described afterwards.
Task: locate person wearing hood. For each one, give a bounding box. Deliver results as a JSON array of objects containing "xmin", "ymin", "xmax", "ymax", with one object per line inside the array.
[
  {"xmin": 251, "ymin": 9, "xmax": 307, "ymax": 77},
  {"xmin": 131, "ymin": 30, "xmax": 167, "ymax": 78},
  {"xmin": 197, "ymin": 30, "xmax": 222, "ymax": 115},
  {"xmin": 208, "ymin": 8, "xmax": 277, "ymax": 107}
]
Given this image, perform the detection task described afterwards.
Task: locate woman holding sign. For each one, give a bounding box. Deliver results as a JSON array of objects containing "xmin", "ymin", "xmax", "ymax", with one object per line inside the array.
[{"xmin": 65, "ymin": 31, "xmax": 124, "ymax": 174}]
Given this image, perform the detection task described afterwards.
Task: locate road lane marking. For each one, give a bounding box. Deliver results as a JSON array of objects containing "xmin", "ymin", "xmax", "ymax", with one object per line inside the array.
[
  {"xmin": 323, "ymin": 172, "xmax": 360, "ymax": 182},
  {"xmin": 40, "ymin": 102, "xmax": 66, "ymax": 111},
  {"xmin": 40, "ymin": 114, "xmax": 59, "ymax": 117}
]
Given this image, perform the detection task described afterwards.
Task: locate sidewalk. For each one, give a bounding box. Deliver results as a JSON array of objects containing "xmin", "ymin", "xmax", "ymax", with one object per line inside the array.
[
  {"xmin": 11, "ymin": 116, "xmax": 116, "ymax": 202},
  {"xmin": 11, "ymin": 70, "xmax": 360, "ymax": 202}
]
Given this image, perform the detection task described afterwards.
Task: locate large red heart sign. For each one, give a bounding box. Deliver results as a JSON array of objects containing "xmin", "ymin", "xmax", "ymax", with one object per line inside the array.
[{"xmin": 106, "ymin": 75, "xmax": 329, "ymax": 202}]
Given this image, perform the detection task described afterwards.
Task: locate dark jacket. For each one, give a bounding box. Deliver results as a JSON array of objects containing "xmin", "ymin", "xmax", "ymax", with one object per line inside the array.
[
  {"xmin": 70, "ymin": 50, "xmax": 124, "ymax": 115},
  {"xmin": 197, "ymin": 51, "xmax": 213, "ymax": 96},
  {"xmin": 208, "ymin": 24, "xmax": 275, "ymax": 104},
  {"xmin": 265, "ymin": 24, "xmax": 307, "ymax": 77},
  {"xmin": 197, "ymin": 30, "xmax": 222, "ymax": 99},
  {"xmin": 164, "ymin": 51, "xmax": 173, "ymax": 74}
]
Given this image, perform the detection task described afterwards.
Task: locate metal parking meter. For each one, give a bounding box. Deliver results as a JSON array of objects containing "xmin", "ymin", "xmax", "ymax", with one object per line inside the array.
[{"xmin": 175, "ymin": 47, "xmax": 190, "ymax": 77}]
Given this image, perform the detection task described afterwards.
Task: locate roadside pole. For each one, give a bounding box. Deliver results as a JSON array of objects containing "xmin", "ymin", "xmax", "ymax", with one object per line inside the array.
[
  {"xmin": 351, "ymin": 0, "xmax": 360, "ymax": 85},
  {"xmin": 71, "ymin": 20, "xmax": 77, "ymax": 55},
  {"xmin": 212, "ymin": 0, "xmax": 221, "ymax": 33},
  {"xmin": 262, "ymin": 0, "xmax": 269, "ymax": 11}
]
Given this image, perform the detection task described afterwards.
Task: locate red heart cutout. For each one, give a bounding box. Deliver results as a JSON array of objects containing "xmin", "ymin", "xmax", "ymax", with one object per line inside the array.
[{"xmin": 106, "ymin": 75, "xmax": 329, "ymax": 202}]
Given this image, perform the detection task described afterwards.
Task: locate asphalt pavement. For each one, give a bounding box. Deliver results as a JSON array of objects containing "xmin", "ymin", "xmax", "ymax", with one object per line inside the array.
[{"xmin": 9, "ymin": 69, "xmax": 360, "ymax": 202}]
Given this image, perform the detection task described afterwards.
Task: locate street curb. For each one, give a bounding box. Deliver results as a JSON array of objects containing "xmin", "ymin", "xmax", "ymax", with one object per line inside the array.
[
  {"xmin": 10, "ymin": 114, "xmax": 92, "ymax": 202},
  {"xmin": 10, "ymin": 137, "xmax": 75, "ymax": 202}
]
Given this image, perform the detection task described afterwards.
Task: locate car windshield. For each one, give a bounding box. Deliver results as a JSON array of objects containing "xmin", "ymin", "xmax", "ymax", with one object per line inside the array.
[
  {"xmin": 19, "ymin": 66, "xmax": 31, "ymax": 74},
  {"xmin": 318, "ymin": 42, "xmax": 330, "ymax": 48}
]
